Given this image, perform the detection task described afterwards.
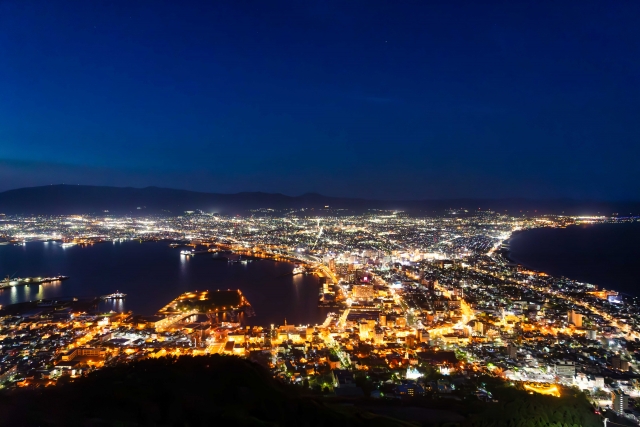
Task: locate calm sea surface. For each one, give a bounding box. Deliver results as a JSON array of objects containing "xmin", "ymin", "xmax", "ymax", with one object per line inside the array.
[
  {"xmin": 0, "ymin": 241, "xmax": 328, "ymax": 326},
  {"xmin": 508, "ymin": 222, "xmax": 640, "ymax": 295}
]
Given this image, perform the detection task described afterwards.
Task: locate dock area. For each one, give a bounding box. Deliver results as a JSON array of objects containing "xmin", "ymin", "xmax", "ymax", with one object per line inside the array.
[{"xmin": 0, "ymin": 275, "xmax": 69, "ymax": 290}]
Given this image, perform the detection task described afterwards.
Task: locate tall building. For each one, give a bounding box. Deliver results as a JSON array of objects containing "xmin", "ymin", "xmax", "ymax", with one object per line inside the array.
[
  {"xmin": 611, "ymin": 355, "xmax": 630, "ymax": 371},
  {"xmin": 555, "ymin": 361, "xmax": 576, "ymax": 377},
  {"xmin": 335, "ymin": 263, "xmax": 348, "ymax": 277},
  {"xmin": 352, "ymin": 284, "xmax": 374, "ymax": 301},
  {"xmin": 612, "ymin": 390, "xmax": 629, "ymax": 414},
  {"xmin": 567, "ymin": 310, "xmax": 583, "ymax": 327},
  {"xmin": 507, "ymin": 343, "xmax": 517, "ymax": 359},
  {"xmin": 406, "ymin": 334, "xmax": 416, "ymax": 349},
  {"xmin": 379, "ymin": 314, "xmax": 386, "ymax": 327},
  {"xmin": 373, "ymin": 327, "xmax": 384, "ymax": 344},
  {"xmin": 358, "ymin": 321, "xmax": 374, "ymax": 339},
  {"xmin": 612, "ymin": 355, "xmax": 621, "ymax": 370}
]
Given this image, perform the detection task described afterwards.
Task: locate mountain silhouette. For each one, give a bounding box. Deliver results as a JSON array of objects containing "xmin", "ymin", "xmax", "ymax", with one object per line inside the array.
[{"xmin": 0, "ymin": 185, "xmax": 638, "ymax": 215}]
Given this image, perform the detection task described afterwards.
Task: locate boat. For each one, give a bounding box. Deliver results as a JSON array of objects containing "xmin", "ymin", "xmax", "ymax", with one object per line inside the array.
[
  {"xmin": 37, "ymin": 275, "xmax": 69, "ymax": 283},
  {"xmin": 292, "ymin": 265, "xmax": 305, "ymax": 275},
  {"xmin": 102, "ymin": 291, "xmax": 126, "ymax": 300},
  {"xmin": 181, "ymin": 249, "xmax": 208, "ymax": 256}
]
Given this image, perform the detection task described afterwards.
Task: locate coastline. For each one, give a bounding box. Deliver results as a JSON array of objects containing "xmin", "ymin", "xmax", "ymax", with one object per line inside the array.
[
  {"xmin": 501, "ymin": 222, "xmax": 640, "ymax": 296},
  {"xmin": 0, "ymin": 241, "xmax": 329, "ymax": 326}
]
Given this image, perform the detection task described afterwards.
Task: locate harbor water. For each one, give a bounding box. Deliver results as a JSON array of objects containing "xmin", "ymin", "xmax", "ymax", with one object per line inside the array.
[
  {"xmin": 508, "ymin": 222, "xmax": 640, "ymax": 295},
  {"xmin": 0, "ymin": 241, "xmax": 329, "ymax": 326}
]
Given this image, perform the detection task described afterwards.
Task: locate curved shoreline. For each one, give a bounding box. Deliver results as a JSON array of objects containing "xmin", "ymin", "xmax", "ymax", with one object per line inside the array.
[{"xmin": 502, "ymin": 222, "xmax": 640, "ymax": 296}]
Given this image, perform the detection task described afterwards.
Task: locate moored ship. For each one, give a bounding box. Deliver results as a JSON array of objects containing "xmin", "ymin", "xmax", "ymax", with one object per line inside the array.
[{"xmin": 102, "ymin": 291, "xmax": 126, "ymax": 299}]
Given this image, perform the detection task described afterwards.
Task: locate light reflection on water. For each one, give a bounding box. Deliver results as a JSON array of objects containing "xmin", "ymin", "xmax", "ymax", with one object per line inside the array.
[
  {"xmin": 35, "ymin": 285, "xmax": 45, "ymax": 301},
  {"xmin": 508, "ymin": 222, "xmax": 640, "ymax": 295},
  {"xmin": 6, "ymin": 280, "xmax": 63, "ymax": 304},
  {"xmin": 0, "ymin": 241, "xmax": 329, "ymax": 326},
  {"xmin": 99, "ymin": 298, "xmax": 125, "ymax": 313}
]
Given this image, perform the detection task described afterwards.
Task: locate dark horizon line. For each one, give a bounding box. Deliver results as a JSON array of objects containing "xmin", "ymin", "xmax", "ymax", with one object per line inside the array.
[{"xmin": 3, "ymin": 183, "xmax": 640, "ymax": 204}]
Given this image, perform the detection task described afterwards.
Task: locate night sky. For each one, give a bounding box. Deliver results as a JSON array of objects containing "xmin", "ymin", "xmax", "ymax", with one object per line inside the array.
[{"xmin": 1, "ymin": 1, "xmax": 639, "ymax": 200}]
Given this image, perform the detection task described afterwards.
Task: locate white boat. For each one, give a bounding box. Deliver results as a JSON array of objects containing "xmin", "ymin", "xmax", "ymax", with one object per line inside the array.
[{"xmin": 103, "ymin": 291, "xmax": 126, "ymax": 299}]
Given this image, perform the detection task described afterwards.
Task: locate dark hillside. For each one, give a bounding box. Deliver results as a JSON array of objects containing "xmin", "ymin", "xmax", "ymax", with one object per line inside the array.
[
  {"xmin": 0, "ymin": 355, "xmax": 407, "ymax": 427},
  {"xmin": 1, "ymin": 184, "xmax": 639, "ymax": 215},
  {"xmin": 0, "ymin": 355, "xmax": 605, "ymax": 427}
]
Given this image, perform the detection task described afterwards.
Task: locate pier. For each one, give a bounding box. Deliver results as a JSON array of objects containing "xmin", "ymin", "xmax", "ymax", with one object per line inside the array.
[{"xmin": 0, "ymin": 275, "xmax": 69, "ymax": 290}]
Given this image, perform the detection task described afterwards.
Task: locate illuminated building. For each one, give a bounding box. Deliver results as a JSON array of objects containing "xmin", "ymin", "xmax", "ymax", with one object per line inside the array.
[
  {"xmin": 567, "ymin": 310, "xmax": 583, "ymax": 327},
  {"xmin": 378, "ymin": 314, "xmax": 386, "ymax": 326},
  {"xmin": 611, "ymin": 355, "xmax": 629, "ymax": 372},
  {"xmin": 612, "ymin": 390, "xmax": 629, "ymax": 414},
  {"xmin": 555, "ymin": 361, "xmax": 575, "ymax": 377},
  {"xmin": 352, "ymin": 284, "xmax": 374, "ymax": 301},
  {"xmin": 507, "ymin": 343, "xmax": 517, "ymax": 359}
]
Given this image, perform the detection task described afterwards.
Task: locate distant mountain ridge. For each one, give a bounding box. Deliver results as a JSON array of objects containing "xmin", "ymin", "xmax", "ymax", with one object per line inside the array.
[{"xmin": 0, "ymin": 185, "xmax": 638, "ymax": 215}]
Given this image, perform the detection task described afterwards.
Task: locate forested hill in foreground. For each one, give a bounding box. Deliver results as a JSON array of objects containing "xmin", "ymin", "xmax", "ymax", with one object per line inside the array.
[
  {"xmin": 0, "ymin": 355, "xmax": 604, "ymax": 427},
  {"xmin": 1, "ymin": 184, "xmax": 639, "ymax": 216},
  {"xmin": 0, "ymin": 355, "xmax": 406, "ymax": 427}
]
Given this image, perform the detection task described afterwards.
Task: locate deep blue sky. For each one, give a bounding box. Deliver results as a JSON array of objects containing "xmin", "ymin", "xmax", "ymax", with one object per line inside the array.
[{"xmin": 1, "ymin": 1, "xmax": 639, "ymax": 200}]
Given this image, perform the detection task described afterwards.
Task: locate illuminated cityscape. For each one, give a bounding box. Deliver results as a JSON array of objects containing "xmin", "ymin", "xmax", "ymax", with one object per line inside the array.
[
  {"xmin": 2, "ymin": 0, "xmax": 639, "ymax": 424},
  {"xmin": 1, "ymin": 211, "xmax": 639, "ymax": 422}
]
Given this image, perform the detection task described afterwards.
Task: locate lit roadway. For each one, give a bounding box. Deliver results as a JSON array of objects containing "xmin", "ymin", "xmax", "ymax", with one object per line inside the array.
[
  {"xmin": 314, "ymin": 264, "xmax": 338, "ymax": 284},
  {"xmin": 323, "ymin": 308, "xmax": 351, "ymax": 368},
  {"xmin": 217, "ymin": 245, "xmax": 336, "ymax": 284},
  {"xmin": 155, "ymin": 309, "xmax": 199, "ymax": 332},
  {"xmin": 394, "ymin": 292, "xmax": 418, "ymax": 327},
  {"xmin": 471, "ymin": 264, "xmax": 640, "ymax": 341},
  {"xmin": 325, "ymin": 335, "xmax": 351, "ymax": 368},
  {"xmin": 337, "ymin": 308, "xmax": 350, "ymax": 328},
  {"xmin": 433, "ymin": 280, "xmax": 475, "ymax": 324}
]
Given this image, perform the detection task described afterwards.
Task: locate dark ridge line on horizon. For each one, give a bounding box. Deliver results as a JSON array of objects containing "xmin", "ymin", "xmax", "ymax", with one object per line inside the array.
[
  {"xmin": 1, "ymin": 184, "xmax": 640, "ymax": 216},
  {"xmin": 2, "ymin": 184, "xmax": 639, "ymax": 204}
]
